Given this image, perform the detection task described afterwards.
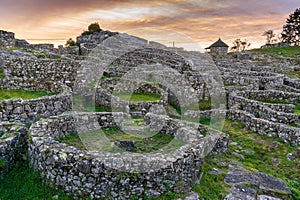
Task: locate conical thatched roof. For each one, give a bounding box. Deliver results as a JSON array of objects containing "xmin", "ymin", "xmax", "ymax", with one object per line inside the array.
[{"xmin": 205, "ymin": 38, "xmax": 228, "ymax": 49}]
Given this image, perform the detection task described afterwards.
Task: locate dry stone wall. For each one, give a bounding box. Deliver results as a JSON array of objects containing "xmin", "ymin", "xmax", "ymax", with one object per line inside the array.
[
  {"xmin": 95, "ymin": 78, "xmax": 168, "ymax": 112},
  {"xmin": 0, "ymin": 57, "xmax": 74, "ymax": 125},
  {"xmin": 228, "ymin": 90, "xmax": 300, "ymax": 146},
  {"xmin": 0, "ymin": 122, "xmax": 27, "ymax": 179},
  {"xmin": 28, "ymin": 112, "xmax": 228, "ymax": 199},
  {"xmin": 0, "ymin": 85, "xmax": 72, "ymax": 125},
  {"xmin": 1, "ymin": 57, "xmax": 80, "ymax": 91}
]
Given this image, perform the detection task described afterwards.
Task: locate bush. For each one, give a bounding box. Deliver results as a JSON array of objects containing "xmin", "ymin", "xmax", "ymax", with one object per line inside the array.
[{"xmin": 81, "ymin": 22, "xmax": 102, "ymax": 36}]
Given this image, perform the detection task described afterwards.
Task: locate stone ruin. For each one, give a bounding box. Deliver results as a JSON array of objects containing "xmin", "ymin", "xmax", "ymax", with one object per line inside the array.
[{"xmin": 0, "ymin": 28, "xmax": 299, "ymax": 199}]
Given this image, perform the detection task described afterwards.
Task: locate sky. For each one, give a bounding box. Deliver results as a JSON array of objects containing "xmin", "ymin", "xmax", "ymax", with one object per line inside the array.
[{"xmin": 0, "ymin": 0, "xmax": 299, "ymax": 50}]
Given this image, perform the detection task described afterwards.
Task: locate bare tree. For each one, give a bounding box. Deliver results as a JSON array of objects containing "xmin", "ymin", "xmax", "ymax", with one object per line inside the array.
[
  {"xmin": 230, "ymin": 39, "xmax": 251, "ymax": 52},
  {"xmin": 262, "ymin": 30, "xmax": 276, "ymax": 44}
]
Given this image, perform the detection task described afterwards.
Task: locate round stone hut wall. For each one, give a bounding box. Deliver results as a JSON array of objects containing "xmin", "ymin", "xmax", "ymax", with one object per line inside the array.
[{"xmin": 28, "ymin": 112, "xmax": 228, "ymax": 199}]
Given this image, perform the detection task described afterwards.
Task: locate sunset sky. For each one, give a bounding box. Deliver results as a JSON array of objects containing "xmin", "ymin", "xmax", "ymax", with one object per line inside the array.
[{"xmin": 1, "ymin": 0, "xmax": 298, "ymax": 50}]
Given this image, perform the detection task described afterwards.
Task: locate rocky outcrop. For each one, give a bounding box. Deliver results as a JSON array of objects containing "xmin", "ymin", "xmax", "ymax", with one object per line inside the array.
[
  {"xmin": 0, "ymin": 30, "xmax": 15, "ymax": 49},
  {"xmin": 224, "ymin": 163, "xmax": 291, "ymax": 200}
]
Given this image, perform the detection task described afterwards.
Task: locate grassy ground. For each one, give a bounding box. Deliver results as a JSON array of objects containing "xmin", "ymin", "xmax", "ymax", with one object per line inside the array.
[
  {"xmin": 251, "ymin": 46, "xmax": 300, "ymax": 58},
  {"xmin": 294, "ymin": 105, "xmax": 300, "ymax": 114},
  {"xmin": 0, "ymin": 89, "xmax": 55, "ymax": 100},
  {"xmin": 0, "ymin": 67, "xmax": 3, "ymax": 79},
  {"xmin": 114, "ymin": 92, "xmax": 160, "ymax": 102},
  {"xmin": 58, "ymin": 129, "xmax": 184, "ymax": 153},
  {"xmin": 284, "ymin": 70, "xmax": 300, "ymax": 78},
  {"xmin": 168, "ymin": 100, "xmax": 212, "ymax": 116},
  {"xmin": 195, "ymin": 119, "xmax": 300, "ymax": 199},
  {"xmin": 1, "ymin": 119, "xmax": 299, "ymax": 199},
  {"xmin": 0, "ymin": 160, "xmax": 73, "ymax": 200},
  {"xmin": 184, "ymin": 100, "xmax": 212, "ymax": 111}
]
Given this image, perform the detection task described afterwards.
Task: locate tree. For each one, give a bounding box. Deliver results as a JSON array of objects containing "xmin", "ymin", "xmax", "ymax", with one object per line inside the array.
[
  {"xmin": 81, "ymin": 22, "xmax": 102, "ymax": 36},
  {"xmin": 230, "ymin": 39, "xmax": 251, "ymax": 52},
  {"xmin": 65, "ymin": 38, "xmax": 77, "ymax": 47},
  {"xmin": 282, "ymin": 8, "xmax": 300, "ymax": 46},
  {"xmin": 262, "ymin": 30, "xmax": 276, "ymax": 44}
]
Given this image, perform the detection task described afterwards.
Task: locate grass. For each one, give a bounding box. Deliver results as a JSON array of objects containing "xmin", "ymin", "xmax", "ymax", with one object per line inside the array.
[
  {"xmin": 294, "ymin": 105, "xmax": 300, "ymax": 114},
  {"xmin": 0, "ymin": 67, "xmax": 4, "ymax": 79},
  {"xmin": 0, "ymin": 160, "xmax": 73, "ymax": 200},
  {"xmin": 57, "ymin": 132, "xmax": 86, "ymax": 151},
  {"xmin": 184, "ymin": 100, "xmax": 212, "ymax": 111},
  {"xmin": 1, "ymin": 119, "xmax": 299, "ymax": 199},
  {"xmin": 114, "ymin": 92, "xmax": 160, "ymax": 102},
  {"xmin": 219, "ymin": 119, "xmax": 299, "ymax": 198},
  {"xmin": 194, "ymin": 155, "xmax": 230, "ymax": 199},
  {"xmin": 194, "ymin": 119, "xmax": 300, "ymax": 199},
  {"xmin": 0, "ymin": 89, "xmax": 55, "ymax": 100},
  {"xmin": 251, "ymin": 46, "xmax": 300, "ymax": 58},
  {"xmin": 58, "ymin": 129, "xmax": 184, "ymax": 153},
  {"xmin": 0, "ymin": 158, "xmax": 6, "ymax": 171},
  {"xmin": 284, "ymin": 70, "xmax": 300, "ymax": 78},
  {"xmin": 168, "ymin": 100, "xmax": 212, "ymax": 116}
]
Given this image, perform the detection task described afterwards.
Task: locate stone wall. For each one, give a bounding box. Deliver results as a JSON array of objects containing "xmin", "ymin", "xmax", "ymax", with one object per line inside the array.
[
  {"xmin": 95, "ymin": 78, "xmax": 168, "ymax": 113},
  {"xmin": 58, "ymin": 45, "xmax": 80, "ymax": 55},
  {"xmin": 228, "ymin": 90, "xmax": 300, "ymax": 146},
  {"xmin": 183, "ymin": 109, "xmax": 228, "ymax": 120},
  {"xmin": 239, "ymin": 90, "xmax": 300, "ymax": 105},
  {"xmin": 228, "ymin": 91, "xmax": 296, "ymax": 113},
  {"xmin": 0, "ymin": 122, "xmax": 27, "ymax": 179},
  {"xmin": 221, "ymin": 68, "xmax": 284, "ymax": 90},
  {"xmin": 0, "ymin": 30, "xmax": 15, "ymax": 49},
  {"xmin": 105, "ymin": 48, "xmax": 191, "ymax": 76},
  {"xmin": 284, "ymin": 77, "xmax": 300, "ymax": 90},
  {"xmin": 27, "ymin": 44, "xmax": 55, "ymax": 52},
  {"xmin": 1, "ymin": 57, "xmax": 80, "ymax": 91},
  {"xmin": 229, "ymin": 109, "xmax": 300, "ymax": 146},
  {"xmin": 0, "ymin": 85, "xmax": 72, "ymax": 125},
  {"xmin": 28, "ymin": 112, "xmax": 228, "ymax": 199}
]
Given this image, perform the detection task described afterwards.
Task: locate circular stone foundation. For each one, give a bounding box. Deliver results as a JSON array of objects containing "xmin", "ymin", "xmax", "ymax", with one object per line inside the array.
[
  {"xmin": 0, "ymin": 85, "xmax": 72, "ymax": 124},
  {"xmin": 28, "ymin": 112, "xmax": 228, "ymax": 199},
  {"xmin": 95, "ymin": 78, "xmax": 168, "ymax": 114}
]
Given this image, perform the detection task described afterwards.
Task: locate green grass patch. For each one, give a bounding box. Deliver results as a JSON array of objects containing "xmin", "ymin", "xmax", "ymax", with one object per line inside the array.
[
  {"xmin": 58, "ymin": 129, "xmax": 185, "ymax": 153},
  {"xmin": 284, "ymin": 70, "xmax": 300, "ymax": 78},
  {"xmin": 0, "ymin": 158, "xmax": 6, "ymax": 171},
  {"xmin": 57, "ymin": 132, "xmax": 86, "ymax": 151},
  {"xmin": 0, "ymin": 67, "xmax": 4, "ymax": 79},
  {"xmin": 195, "ymin": 119, "xmax": 300, "ymax": 199},
  {"xmin": 114, "ymin": 92, "xmax": 160, "ymax": 102},
  {"xmin": 0, "ymin": 89, "xmax": 56, "ymax": 100},
  {"xmin": 184, "ymin": 100, "xmax": 212, "ymax": 111},
  {"xmin": 194, "ymin": 156, "xmax": 230, "ymax": 199},
  {"xmin": 223, "ymin": 119, "xmax": 300, "ymax": 199},
  {"xmin": 168, "ymin": 100, "xmax": 213, "ymax": 116},
  {"xmin": 0, "ymin": 160, "xmax": 73, "ymax": 200},
  {"xmin": 168, "ymin": 103, "xmax": 182, "ymax": 115},
  {"xmin": 294, "ymin": 105, "xmax": 300, "ymax": 114},
  {"xmin": 251, "ymin": 46, "xmax": 300, "ymax": 58}
]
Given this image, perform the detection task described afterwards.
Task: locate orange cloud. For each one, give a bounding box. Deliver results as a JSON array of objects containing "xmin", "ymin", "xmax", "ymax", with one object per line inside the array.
[{"xmin": 0, "ymin": 0, "xmax": 298, "ymax": 49}]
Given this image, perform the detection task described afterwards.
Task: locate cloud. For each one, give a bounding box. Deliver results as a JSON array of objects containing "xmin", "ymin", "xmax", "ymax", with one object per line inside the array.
[{"xmin": 0, "ymin": 0, "xmax": 298, "ymax": 48}]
